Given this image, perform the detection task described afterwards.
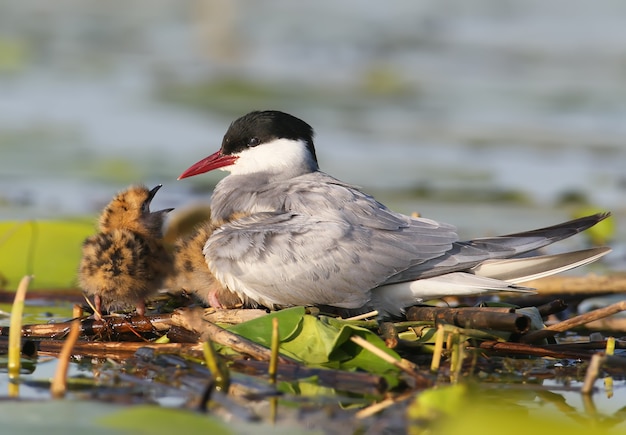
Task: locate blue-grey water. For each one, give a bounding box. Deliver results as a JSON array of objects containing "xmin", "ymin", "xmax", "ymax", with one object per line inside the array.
[{"xmin": 1, "ymin": 1, "xmax": 625, "ymax": 242}]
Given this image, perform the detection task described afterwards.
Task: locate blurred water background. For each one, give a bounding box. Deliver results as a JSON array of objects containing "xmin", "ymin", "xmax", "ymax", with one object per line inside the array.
[
  {"xmin": 1, "ymin": 1, "xmax": 626, "ymax": 414},
  {"xmin": 1, "ymin": 0, "xmax": 625, "ymax": 244}
]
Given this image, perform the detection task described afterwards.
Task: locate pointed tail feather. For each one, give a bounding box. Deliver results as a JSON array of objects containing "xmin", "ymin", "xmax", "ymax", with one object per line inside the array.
[
  {"xmin": 463, "ymin": 212, "xmax": 611, "ymax": 258},
  {"xmin": 502, "ymin": 212, "xmax": 610, "ymax": 239},
  {"xmin": 470, "ymin": 246, "xmax": 611, "ymax": 284},
  {"xmin": 373, "ymin": 213, "xmax": 612, "ymax": 317}
]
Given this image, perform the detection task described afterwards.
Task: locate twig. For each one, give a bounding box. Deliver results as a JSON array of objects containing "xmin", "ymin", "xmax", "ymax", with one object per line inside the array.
[
  {"xmin": 406, "ymin": 306, "xmax": 530, "ymax": 333},
  {"xmin": 171, "ymin": 308, "xmax": 296, "ymax": 364},
  {"xmin": 540, "ymin": 340, "xmax": 626, "ymax": 351},
  {"xmin": 202, "ymin": 308, "xmax": 268, "ymax": 324},
  {"xmin": 536, "ymin": 299, "xmax": 568, "ymax": 317},
  {"xmin": 475, "ymin": 341, "xmax": 597, "ymax": 360},
  {"xmin": 581, "ymin": 353, "xmax": 605, "ymax": 395},
  {"xmin": 1, "ymin": 313, "xmax": 174, "ymax": 340},
  {"xmin": 349, "ymin": 335, "xmax": 431, "ymax": 387},
  {"xmin": 344, "ymin": 310, "xmax": 378, "ymax": 321},
  {"xmin": 1, "ymin": 307, "xmax": 263, "ymax": 340},
  {"xmin": 82, "ymin": 294, "xmax": 101, "ymax": 320},
  {"xmin": 38, "ymin": 340, "xmax": 203, "ymax": 360},
  {"xmin": 355, "ymin": 391, "xmax": 414, "ymax": 419},
  {"xmin": 521, "ymin": 301, "xmax": 626, "ymax": 343}
]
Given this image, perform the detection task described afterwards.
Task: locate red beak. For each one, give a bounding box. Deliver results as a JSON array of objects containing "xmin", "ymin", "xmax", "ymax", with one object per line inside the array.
[{"xmin": 178, "ymin": 150, "xmax": 238, "ymax": 180}]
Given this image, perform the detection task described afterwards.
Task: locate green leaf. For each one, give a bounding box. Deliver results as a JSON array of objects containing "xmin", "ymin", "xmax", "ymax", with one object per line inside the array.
[
  {"xmin": 0, "ymin": 400, "xmax": 317, "ymax": 435},
  {"xmin": 407, "ymin": 384, "xmax": 617, "ymax": 435},
  {"xmin": 228, "ymin": 307, "xmax": 401, "ymax": 383},
  {"xmin": 322, "ymin": 316, "xmax": 401, "ymax": 372},
  {"xmin": 0, "ymin": 219, "xmax": 95, "ymax": 289},
  {"xmin": 98, "ymin": 405, "xmax": 232, "ymax": 435},
  {"xmin": 227, "ymin": 306, "xmax": 306, "ymax": 345}
]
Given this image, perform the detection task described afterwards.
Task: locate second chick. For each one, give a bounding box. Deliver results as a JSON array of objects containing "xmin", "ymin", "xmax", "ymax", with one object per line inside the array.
[
  {"xmin": 79, "ymin": 184, "xmax": 173, "ymax": 318},
  {"xmin": 166, "ymin": 218, "xmax": 245, "ymax": 308}
]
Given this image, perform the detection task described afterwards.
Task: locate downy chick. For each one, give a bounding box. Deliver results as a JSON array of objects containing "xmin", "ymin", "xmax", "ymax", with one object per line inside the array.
[
  {"xmin": 165, "ymin": 213, "xmax": 246, "ymax": 309},
  {"xmin": 79, "ymin": 184, "xmax": 173, "ymax": 317}
]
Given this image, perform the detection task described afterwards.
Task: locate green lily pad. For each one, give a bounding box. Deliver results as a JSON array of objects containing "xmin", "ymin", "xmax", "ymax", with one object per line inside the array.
[
  {"xmin": 407, "ymin": 384, "xmax": 621, "ymax": 435},
  {"xmin": 98, "ymin": 405, "xmax": 232, "ymax": 434},
  {"xmin": 0, "ymin": 219, "xmax": 95, "ymax": 289}
]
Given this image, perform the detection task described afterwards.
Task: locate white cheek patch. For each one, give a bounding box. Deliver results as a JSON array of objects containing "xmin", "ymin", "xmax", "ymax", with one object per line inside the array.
[{"xmin": 228, "ymin": 138, "xmax": 315, "ymax": 176}]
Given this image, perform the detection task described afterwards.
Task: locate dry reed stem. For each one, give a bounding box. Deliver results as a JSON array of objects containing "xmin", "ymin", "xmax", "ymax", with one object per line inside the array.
[
  {"xmin": 581, "ymin": 353, "xmax": 605, "ymax": 395},
  {"xmin": 429, "ymin": 324, "xmax": 445, "ymax": 374},
  {"xmin": 171, "ymin": 308, "xmax": 295, "ymax": 364},
  {"xmin": 8, "ymin": 275, "xmax": 33, "ymax": 397},
  {"xmin": 349, "ymin": 335, "xmax": 431, "ymax": 387},
  {"xmin": 50, "ymin": 319, "xmax": 81, "ymax": 398},
  {"xmin": 268, "ymin": 317, "xmax": 279, "ymax": 385},
  {"xmin": 355, "ymin": 391, "xmax": 414, "ymax": 419},
  {"xmin": 521, "ymin": 301, "xmax": 626, "ymax": 343}
]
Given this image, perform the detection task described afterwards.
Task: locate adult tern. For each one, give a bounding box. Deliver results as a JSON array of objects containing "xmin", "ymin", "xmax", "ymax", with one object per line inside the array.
[{"xmin": 179, "ymin": 111, "xmax": 610, "ymax": 316}]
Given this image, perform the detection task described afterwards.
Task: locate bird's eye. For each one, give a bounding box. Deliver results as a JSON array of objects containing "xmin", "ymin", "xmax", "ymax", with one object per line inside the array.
[{"xmin": 247, "ymin": 137, "xmax": 260, "ymax": 147}]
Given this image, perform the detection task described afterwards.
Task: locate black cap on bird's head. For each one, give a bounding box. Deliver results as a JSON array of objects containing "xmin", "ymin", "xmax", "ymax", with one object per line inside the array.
[
  {"xmin": 221, "ymin": 111, "xmax": 317, "ymax": 160},
  {"xmin": 178, "ymin": 111, "xmax": 318, "ymax": 179}
]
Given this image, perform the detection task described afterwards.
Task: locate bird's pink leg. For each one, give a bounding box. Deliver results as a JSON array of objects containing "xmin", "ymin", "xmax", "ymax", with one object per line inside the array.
[
  {"xmin": 135, "ymin": 299, "xmax": 146, "ymax": 316},
  {"xmin": 94, "ymin": 295, "xmax": 103, "ymax": 320},
  {"xmin": 207, "ymin": 290, "xmax": 224, "ymax": 308}
]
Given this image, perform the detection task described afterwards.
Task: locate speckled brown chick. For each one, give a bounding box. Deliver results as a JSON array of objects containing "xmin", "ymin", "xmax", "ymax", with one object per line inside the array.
[
  {"xmin": 165, "ymin": 218, "xmax": 247, "ymax": 309},
  {"xmin": 79, "ymin": 184, "xmax": 174, "ymax": 318}
]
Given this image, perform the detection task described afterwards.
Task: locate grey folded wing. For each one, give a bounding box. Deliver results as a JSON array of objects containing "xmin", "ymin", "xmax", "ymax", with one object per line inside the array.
[{"xmin": 203, "ymin": 211, "xmax": 457, "ymax": 309}]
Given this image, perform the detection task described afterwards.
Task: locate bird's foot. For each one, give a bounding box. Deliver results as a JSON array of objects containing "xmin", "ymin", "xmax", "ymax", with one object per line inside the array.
[
  {"xmin": 207, "ymin": 291, "xmax": 224, "ymax": 309},
  {"xmin": 135, "ymin": 299, "xmax": 146, "ymax": 316},
  {"xmin": 93, "ymin": 295, "xmax": 104, "ymax": 321}
]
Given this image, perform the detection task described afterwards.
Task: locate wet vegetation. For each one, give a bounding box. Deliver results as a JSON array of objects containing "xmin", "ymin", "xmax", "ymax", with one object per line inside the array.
[
  {"xmin": 1, "ymin": 211, "xmax": 625, "ymax": 433},
  {"xmin": 1, "ymin": 272, "xmax": 626, "ymax": 433}
]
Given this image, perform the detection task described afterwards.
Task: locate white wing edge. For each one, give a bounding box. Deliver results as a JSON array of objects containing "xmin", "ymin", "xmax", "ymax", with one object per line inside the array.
[{"xmin": 471, "ymin": 247, "xmax": 611, "ymax": 284}]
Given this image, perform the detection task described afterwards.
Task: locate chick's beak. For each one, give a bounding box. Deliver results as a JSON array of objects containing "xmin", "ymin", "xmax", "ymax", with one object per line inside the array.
[
  {"xmin": 148, "ymin": 184, "xmax": 174, "ymax": 214},
  {"xmin": 148, "ymin": 184, "xmax": 164, "ymax": 203},
  {"xmin": 178, "ymin": 150, "xmax": 238, "ymax": 180}
]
